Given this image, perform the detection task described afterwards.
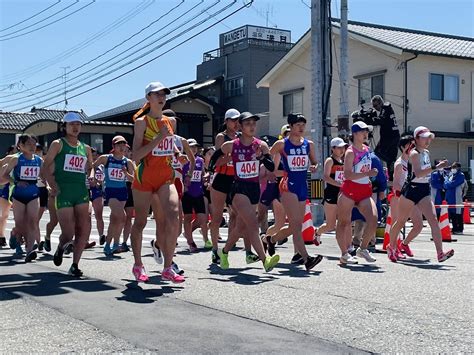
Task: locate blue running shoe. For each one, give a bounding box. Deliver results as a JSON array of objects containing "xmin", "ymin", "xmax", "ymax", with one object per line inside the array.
[
  {"xmin": 15, "ymin": 245, "xmax": 24, "ymax": 256},
  {"xmin": 9, "ymin": 234, "xmax": 18, "ymax": 250}
]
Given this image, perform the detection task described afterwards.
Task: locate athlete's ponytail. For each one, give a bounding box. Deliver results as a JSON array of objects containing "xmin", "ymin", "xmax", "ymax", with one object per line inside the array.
[{"xmin": 133, "ymin": 101, "xmax": 150, "ymax": 121}]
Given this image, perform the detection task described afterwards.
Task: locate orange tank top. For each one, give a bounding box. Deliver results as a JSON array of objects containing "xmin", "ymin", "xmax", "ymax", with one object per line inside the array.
[
  {"xmin": 215, "ymin": 133, "xmax": 236, "ymax": 176},
  {"xmin": 141, "ymin": 114, "xmax": 175, "ymax": 170}
]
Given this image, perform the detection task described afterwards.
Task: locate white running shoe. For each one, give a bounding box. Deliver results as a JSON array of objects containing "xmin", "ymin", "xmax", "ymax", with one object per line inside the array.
[
  {"xmin": 150, "ymin": 240, "xmax": 163, "ymax": 264},
  {"xmin": 356, "ymin": 248, "xmax": 376, "ymax": 263},
  {"xmin": 340, "ymin": 253, "xmax": 358, "ymax": 264},
  {"xmin": 347, "ymin": 245, "xmax": 355, "ymax": 254}
]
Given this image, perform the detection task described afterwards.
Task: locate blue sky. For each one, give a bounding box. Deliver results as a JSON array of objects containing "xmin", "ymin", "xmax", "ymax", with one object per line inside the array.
[{"xmin": 0, "ymin": 0, "xmax": 472, "ymax": 116}]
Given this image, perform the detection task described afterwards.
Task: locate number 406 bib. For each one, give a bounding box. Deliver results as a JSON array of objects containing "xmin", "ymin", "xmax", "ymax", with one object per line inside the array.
[{"xmin": 288, "ymin": 155, "xmax": 308, "ymax": 172}]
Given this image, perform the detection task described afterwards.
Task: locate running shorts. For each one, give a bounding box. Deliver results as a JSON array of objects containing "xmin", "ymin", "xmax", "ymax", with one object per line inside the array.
[
  {"xmin": 279, "ymin": 176, "xmax": 307, "ymax": 202},
  {"xmin": 90, "ymin": 186, "xmax": 103, "ymax": 202},
  {"xmin": 174, "ymin": 177, "xmax": 184, "ymax": 200},
  {"xmin": 104, "ymin": 187, "xmax": 128, "ymax": 205},
  {"xmin": 55, "ymin": 182, "xmax": 89, "ymax": 210},
  {"xmin": 182, "ymin": 193, "xmax": 206, "ymax": 215},
  {"xmin": 229, "ymin": 180, "xmax": 260, "ymax": 205},
  {"xmin": 402, "ymin": 182, "xmax": 430, "ymax": 205},
  {"xmin": 211, "ymin": 173, "xmax": 234, "ymax": 195},
  {"xmin": 323, "ymin": 187, "xmax": 340, "ymax": 205},
  {"xmin": 12, "ymin": 184, "xmax": 39, "ymax": 205},
  {"xmin": 132, "ymin": 162, "xmax": 174, "ymax": 193},
  {"xmin": 0, "ymin": 184, "xmax": 10, "ymax": 201},
  {"xmin": 340, "ymin": 180, "xmax": 372, "ymax": 204},
  {"xmin": 125, "ymin": 183, "xmax": 134, "ymax": 208},
  {"xmin": 39, "ymin": 186, "xmax": 49, "ymax": 208},
  {"xmin": 260, "ymin": 182, "xmax": 280, "ymax": 207}
]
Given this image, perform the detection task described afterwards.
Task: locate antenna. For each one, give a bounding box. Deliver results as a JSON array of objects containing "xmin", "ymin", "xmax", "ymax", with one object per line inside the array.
[{"xmin": 60, "ymin": 66, "xmax": 70, "ymax": 109}]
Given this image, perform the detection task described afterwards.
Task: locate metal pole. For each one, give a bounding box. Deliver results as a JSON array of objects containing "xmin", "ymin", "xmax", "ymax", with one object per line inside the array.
[
  {"xmin": 338, "ymin": 0, "xmax": 349, "ymax": 137},
  {"xmin": 311, "ymin": 0, "xmax": 325, "ymax": 224}
]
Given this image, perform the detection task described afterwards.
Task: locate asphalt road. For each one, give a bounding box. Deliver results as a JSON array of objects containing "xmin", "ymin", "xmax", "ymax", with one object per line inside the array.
[{"xmin": 1, "ymin": 209, "xmax": 473, "ymax": 354}]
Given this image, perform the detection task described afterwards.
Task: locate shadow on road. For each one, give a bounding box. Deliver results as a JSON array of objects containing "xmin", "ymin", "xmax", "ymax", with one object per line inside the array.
[
  {"xmin": 0, "ymin": 270, "xmax": 115, "ymax": 301},
  {"xmin": 116, "ymin": 280, "xmax": 182, "ymax": 304},
  {"xmin": 274, "ymin": 263, "xmax": 320, "ymax": 278},
  {"xmin": 202, "ymin": 265, "xmax": 277, "ymax": 285}
]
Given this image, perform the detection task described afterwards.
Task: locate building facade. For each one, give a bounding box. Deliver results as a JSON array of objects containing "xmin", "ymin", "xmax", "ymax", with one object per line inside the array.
[{"xmin": 258, "ymin": 20, "xmax": 474, "ymax": 178}]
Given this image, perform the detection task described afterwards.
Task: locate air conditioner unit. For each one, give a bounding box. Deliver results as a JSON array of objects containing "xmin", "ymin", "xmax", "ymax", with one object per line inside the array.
[{"xmin": 465, "ymin": 119, "xmax": 474, "ymax": 133}]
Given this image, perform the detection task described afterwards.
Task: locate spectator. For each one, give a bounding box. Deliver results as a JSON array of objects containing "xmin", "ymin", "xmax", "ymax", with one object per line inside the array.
[
  {"xmin": 430, "ymin": 159, "xmax": 446, "ymax": 219},
  {"xmin": 444, "ymin": 162, "xmax": 466, "ymax": 234}
]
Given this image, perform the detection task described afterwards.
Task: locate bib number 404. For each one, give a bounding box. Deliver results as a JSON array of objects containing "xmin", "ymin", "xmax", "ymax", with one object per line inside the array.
[{"xmin": 236, "ymin": 161, "xmax": 258, "ymax": 179}]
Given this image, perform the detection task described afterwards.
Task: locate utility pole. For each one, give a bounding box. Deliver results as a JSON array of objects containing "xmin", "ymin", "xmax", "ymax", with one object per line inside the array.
[
  {"xmin": 338, "ymin": 0, "xmax": 349, "ymax": 137},
  {"xmin": 311, "ymin": 0, "xmax": 328, "ymax": 224},
  {"xmin": 61, "ymin": 66, "xmax": 70, "ymax": 109}
]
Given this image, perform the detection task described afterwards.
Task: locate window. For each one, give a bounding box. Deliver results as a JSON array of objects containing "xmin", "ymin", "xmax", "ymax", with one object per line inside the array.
[
  {"xmin": 283, "ymin": 91, "xmax": 303, "ymax": 116},
  {"xmin": 358, "ymin": 74, "xmax": 384, "ymax": 105},
  {"xmin": 225, "ymin": 77, "xmax": 243, "ymax": 97},
  {"xmin": 430, "ymin": 73, "xmax": 459, "ymax": 102}
]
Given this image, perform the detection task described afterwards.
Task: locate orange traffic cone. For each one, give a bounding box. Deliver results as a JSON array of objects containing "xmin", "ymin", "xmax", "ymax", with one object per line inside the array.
[
  {"xmin": 382, "ymin": 197, "xmax": 402, "ymax": 251},
  {"xmin": 463, "ymin": 200, "xmax": 472, "ymax": 224},
  {"xmin": 302, "ymin": 200, "xmax": 315, "ymax": 244},
  {"xmin": 382, "ymin": 206, "xmax": 392, "ymax": 251},
  {"xmin": 439, "ymin": 200, "xmax": 456, "ymax": 242}
]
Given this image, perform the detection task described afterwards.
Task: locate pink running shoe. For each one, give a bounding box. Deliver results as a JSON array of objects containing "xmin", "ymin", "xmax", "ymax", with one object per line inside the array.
[
  {"xmin": 438, "ymin": 249, "xmax": 454, "ymax": 262},
  {"xmin": 395, "ymin": 247, "xmax": 406, "ymax": 260},
  {"xmin": 162, "ymin": 266, "xmax": 185, "ymax": 283},
  {"xmin": 132, "ymin": 265, "xmax": 149, "ymax": 283},
  {"xmin": 399, "ymin": 242, "xmax": 414, "ymax": 257},
  {"xmin": 387, "ymin": 245, "xmax": 398, "ymax": 262}
]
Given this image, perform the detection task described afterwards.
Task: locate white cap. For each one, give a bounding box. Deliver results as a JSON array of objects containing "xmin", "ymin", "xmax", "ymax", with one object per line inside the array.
[
  {"xmin": 145, "ymin": 82, "xmax": 171, "ymax": 96},
  {"xmin": 63, "ymin": 112, "xmax": 83, "ymax": 123},
  {"xmin": 330, "ymin": 137, "xmax": 347, "ymax": 147},
  {"xmin": 414, "ymin": 126, "xmax": 435, "ymax": 139},
  {"xmin": 351, "ymin": 120, "xmax": 373, "ymax": 133},
  {"xmin": 187, "ymin": 138, "xmax": 200, "ymax": 147},
  {"xmin": 225, "ymin": 108, "xmax": 240, "ymax": 120}
]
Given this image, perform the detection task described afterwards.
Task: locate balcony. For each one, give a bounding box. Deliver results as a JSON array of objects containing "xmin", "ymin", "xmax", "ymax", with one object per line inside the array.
[{"xmin": 202, "ymin": 39, "xmax": 294, "ymax": 62}]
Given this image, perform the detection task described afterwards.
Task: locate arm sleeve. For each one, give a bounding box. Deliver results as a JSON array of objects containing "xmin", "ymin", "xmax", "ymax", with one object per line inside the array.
[{"xmin": 259, "ymin": 153, "xmax": 275, "ymax": 172}]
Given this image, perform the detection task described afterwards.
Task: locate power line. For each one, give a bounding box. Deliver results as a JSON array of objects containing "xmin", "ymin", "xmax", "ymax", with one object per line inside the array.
[
  {"xmin": 14, "ymin": 1, "xmax": 254, "ymax": 112},
  {"xmin": 2, "ymin": 1, "xmax": 221, "ymax": 108},
  {"xmin": 0, "ymin": 0, "xmax": 62, "ymax": 32},
  {"xmin": 0, "ymin": 0, "xmax": 96, "ymax": 42},
  {"xmin": 0, "ymin": 0, "xmax": 182, "ymax": 99},
  {"xmin": 7, "ymin": 1, "xmax": 231, "ymax": 110},
  {"xmin": 0, "ymin": 0, "xmax": 154, "ymax": 83}
]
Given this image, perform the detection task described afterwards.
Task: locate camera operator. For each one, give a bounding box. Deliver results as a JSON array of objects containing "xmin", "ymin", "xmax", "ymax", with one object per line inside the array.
[
  {"xmin": 352, "ymin": 95, "xmax": 400, "ymax": 180},
  {"xmin": 368, "ymin": 95, "xmax": 400, "ymax": 179}
]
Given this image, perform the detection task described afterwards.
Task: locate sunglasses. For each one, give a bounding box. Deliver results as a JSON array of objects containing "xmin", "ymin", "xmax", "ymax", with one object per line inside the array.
[{"xmin": 149, "ymin": 92, "xmax": 167, "ymax": 97}]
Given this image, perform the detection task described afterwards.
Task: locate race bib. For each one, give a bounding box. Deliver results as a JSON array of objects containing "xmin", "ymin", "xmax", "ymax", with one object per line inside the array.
[
  {"xmin": 190, "ymin": 170, "xmax": 202, "ymax": 182},
  {"xmin": 236, "ymin": 161, "xmax": 259, "ymax": 179},
  {"xmin": 335, "ymin": 170, "xmax": 344, "ymax": 183},
  {"xmin": 95, "ymin": 171, "xmax": 104, "ymax": 181},
  {"xmin": 20, "ymin": 166, "xmax": 39, "ymax": 180},
  {"xmin": 288, "ymin": 155, "xmax": 309, "ymax": 172},
  {"xmin": 108, "ymin": 167, "xmax": 126, "ymax": 182},
  {"xmin": 171, "ymin": 155, "xmax": 182, "ymax": 169},
  {"xmin": 152, "ymin": 136, "xmax": 174, "ymax": 156},
  {"xmin": 358, "ymin": 163, "xmax": 371, "ymax": 174},
  {"xmin": 64, "ymin": 154, "xmax": 86, "ymax": 173}
]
